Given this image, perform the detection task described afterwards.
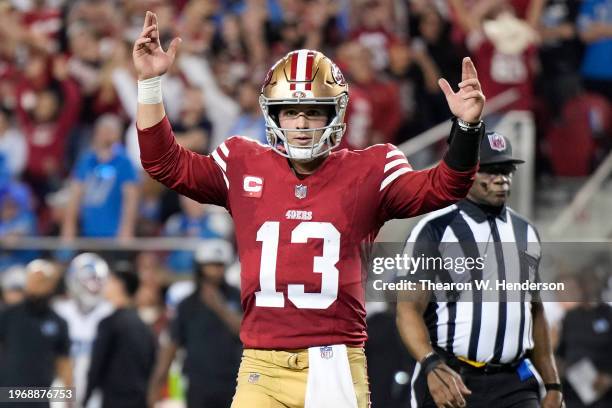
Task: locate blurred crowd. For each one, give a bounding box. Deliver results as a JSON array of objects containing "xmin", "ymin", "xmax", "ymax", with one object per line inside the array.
[{"xmin": 0, "ymin": 1, "xmax": 612, "ymax": 405}]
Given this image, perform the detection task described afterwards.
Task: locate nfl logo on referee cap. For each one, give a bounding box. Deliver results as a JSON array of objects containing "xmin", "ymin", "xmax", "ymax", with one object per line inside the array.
[
  {"xmin": 320, "ymin": 346, "xmax": 333, "ymax": 359},
  {"xmin": 488, "ymin": 132, "xmax": 507, "ymax": 152}
]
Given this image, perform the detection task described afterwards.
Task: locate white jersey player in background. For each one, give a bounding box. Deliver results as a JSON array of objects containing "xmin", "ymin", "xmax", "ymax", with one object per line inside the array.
[{"xmin": 53, "ymin": 253, "xmax": 113, "ymax": 408}]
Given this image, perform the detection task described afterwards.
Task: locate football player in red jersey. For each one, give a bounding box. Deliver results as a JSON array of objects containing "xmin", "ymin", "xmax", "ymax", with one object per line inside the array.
[{"xmin": 134, "ymin": 11, "xmax": 485, "ymax": 408}]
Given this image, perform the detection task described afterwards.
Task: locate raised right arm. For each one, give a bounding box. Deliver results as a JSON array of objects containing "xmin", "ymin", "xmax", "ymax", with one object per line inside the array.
[
  {"xmin": 137, "ymin": 117, "xmax": 228, "ymax": 207},
  {"xmin": 133, "ymin": 11, "xmax": 180, "ymax": 129},
  {"xmin": 134, "ymin": 11, "xmax": 227, "ymax": 207}
]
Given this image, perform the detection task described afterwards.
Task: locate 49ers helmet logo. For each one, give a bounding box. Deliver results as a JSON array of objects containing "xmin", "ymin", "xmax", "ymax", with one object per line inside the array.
[
  {"xmin": 331, "ymin": 62, "xmax": 346, "ymax": 86},
  {"xmin": 261, "ymin": 59, "xmax": 282, "ymax": 91},
  {"xmin": 262, "ymin": 68, "xmax": 273, "ymax": 89}
]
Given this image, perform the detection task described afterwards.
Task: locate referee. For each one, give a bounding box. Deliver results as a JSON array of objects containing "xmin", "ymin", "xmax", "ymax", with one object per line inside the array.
[{"xmin": 396, "ymin": 132, "xmax": 563, "ymax": 408}]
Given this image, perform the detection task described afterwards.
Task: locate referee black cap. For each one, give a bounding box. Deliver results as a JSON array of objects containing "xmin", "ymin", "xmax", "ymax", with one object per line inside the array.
[{"xmin": 480, "ymin": 131, "xmax": 525, "ymax": 165}]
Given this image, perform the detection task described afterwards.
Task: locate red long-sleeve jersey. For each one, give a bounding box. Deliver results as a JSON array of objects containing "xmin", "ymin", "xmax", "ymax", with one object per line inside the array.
[{"xmin": 138, "ymin": 117, "xmax": 475, "ymax": 349}]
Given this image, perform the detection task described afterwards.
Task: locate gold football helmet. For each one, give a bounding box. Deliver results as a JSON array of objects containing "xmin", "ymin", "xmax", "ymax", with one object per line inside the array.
[{"xmin": 259, "ymin": 49, "xmax": 349, "ymax": 161}]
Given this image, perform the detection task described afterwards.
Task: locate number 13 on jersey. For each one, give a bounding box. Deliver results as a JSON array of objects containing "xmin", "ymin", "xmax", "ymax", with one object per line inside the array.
[{"xmin": 255, "ymin": 221, "xmax": 340, "ymax": 309}]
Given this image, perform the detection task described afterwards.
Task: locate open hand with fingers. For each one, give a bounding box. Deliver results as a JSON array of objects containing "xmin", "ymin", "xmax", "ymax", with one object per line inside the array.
[
  {"xmin": 426, "ymin": 362, "xmax": 472, "ymax": 408},
  {"xmin": 132, "ymin": 11, "xmax": 181, "ymax": 80},
  {"xmin": 439, "ymin": 57, "xmax": 486, "ymax": 124}
]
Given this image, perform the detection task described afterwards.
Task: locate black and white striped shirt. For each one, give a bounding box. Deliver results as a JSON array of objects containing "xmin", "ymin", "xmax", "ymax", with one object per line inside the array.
[{"xmin": 405, "ymin": 199, "xmax": 541, "ymax": 364}]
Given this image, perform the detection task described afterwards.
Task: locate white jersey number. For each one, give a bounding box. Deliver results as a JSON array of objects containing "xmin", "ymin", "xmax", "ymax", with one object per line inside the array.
[{"xmin": 254, "ymin": 221, "xmax": 340, "ymax": 309}]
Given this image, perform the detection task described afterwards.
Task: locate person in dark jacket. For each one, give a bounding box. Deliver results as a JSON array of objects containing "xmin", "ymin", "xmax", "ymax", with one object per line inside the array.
[
  {"xmin": 148, "ymin": 239, "xmax": 242, "ymax": 408},
  {"xmin": 84, "ymin": 267, "xmax": 156, "ymax": 408},
  {"xmin": 0, "ymin": 259, "xmax": 73, "ymax": 408}
]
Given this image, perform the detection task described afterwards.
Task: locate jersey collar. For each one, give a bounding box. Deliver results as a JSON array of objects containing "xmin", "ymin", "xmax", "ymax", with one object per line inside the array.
[{"xmin": 458, "ymin": 199, "xmax": 507, "ymax": 223}]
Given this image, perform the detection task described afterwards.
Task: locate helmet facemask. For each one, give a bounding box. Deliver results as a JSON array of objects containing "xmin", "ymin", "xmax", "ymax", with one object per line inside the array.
[{"xmin": 260, "ymin": 94, "xmax": 348, "ymax": 162}]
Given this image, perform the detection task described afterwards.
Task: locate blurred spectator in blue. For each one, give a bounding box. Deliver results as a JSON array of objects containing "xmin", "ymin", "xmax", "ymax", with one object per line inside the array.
[
  {"xmin": 0, "ymin": 182, "xmax": 38, "ymax": 270},
  {"xmin": 0, "ymin": 108, "xmax": 27, "ymax": 179},
  {"xmin": 227, "ymin": 81, "xmax": 267, "ymax": 143},
  {"xmin": 138, "ymin": 176, "xmax": 166, "ymax": 237},
  {"xmin": 0, "ymin": 156, "xmax": 9, "ymax": 194},
  {"xmin": 62, "ymin": 114, "xmax": 139, "ymax": 239},
  {"xmin": 164, "ymin": 197, "xmax": 233, "ymax": 273},
  {"xmin": 577, "ymin": 0, "xmax": 612, "ymax": 101}
]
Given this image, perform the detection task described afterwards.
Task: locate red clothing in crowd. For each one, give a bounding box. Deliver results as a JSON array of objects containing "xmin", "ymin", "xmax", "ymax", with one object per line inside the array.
[
  {"xmin": 342, "ymin": 80, "xmax": 403, "ymax": 149},
  {"xmin": 469, "ymin": 35, "xmax": 537, "ymax": 112},
  {"xmin": 16, "ymin": 79, "xmax": 81, "ymax": 180},
  {"xmin": 545, "ymin": 93, "xmax": 612, "ymax": 176},
  {"xmin": 21, "ymin": 7, "xmax": 63, "ymax": 51},
  {"xmin": 349, "ymin": 28, "xmax": 398, "ymax": 70}
]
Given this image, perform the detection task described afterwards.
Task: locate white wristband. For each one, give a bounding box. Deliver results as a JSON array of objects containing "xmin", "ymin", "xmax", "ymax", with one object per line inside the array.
[{"xmin": 137, "ymin": 76, "xmax": 162, "ymax": 104}]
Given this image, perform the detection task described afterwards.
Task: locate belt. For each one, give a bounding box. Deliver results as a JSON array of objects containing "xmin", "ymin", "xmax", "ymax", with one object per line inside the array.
[
  {"xmin": 243, "ymin": 347, "xmax": 365, "ymax": 370},
  {"xmin": 434, "ymin": 346, "xmax": 521, "ymax": 375}
]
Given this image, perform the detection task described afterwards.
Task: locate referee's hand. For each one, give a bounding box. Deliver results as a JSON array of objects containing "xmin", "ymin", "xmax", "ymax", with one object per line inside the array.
[
  {"xmin": 426, "ymin": 363, "xmax": 471, "ymax": 408},
  {"xmin": 542, "ymin": 391, "xmax": 565, "ymax": 408}
]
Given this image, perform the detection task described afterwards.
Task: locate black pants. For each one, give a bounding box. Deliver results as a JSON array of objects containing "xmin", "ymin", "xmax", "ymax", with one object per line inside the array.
[
  {"xmin": 414, "ymin": 364, "xmax": 540, "ymax": 408},
  {"xmin": 187, "ymin": 385, "xmax": 234, "ymax": 408}
]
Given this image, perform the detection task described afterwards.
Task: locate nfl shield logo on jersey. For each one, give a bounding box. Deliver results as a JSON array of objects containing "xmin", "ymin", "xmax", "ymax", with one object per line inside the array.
[
  {"xmin": 488, "ymin": 133, "xmax": 507, "ymax": 152},
  {"xmin": 320, "ymin": 346, "xmax": 333, "ymax": 360},
  {"xmin": 295, "ymin": 184, "xmax": 307, "ymax": 199}
]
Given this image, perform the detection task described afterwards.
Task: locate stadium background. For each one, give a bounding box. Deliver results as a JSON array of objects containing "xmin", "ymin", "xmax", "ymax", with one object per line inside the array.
[{"xmin": 0, "ymin": 0, "xmax": 611, "ymax": 407}]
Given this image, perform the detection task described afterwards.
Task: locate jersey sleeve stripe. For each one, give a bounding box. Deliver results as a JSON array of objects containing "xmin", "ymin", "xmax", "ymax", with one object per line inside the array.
[
  {"xmin": 219, "ymin": 142, "xmax": 229, "ymax": 157},
  {"xmin": 221, "ymin": 171, "xmax": 229, "ymax": 189},
  {"xmin": 386, "ymin": 149, "xmax": 405, "ymax": 159},
  {"xmin": 384, "ymin": 158, "xmax": 410, "ymax": 173},
  {"xmin": 212, "ymin": 150, "xmax": 227, "ymax": 172},
  {"xmin": 380, "ymin": 167, "xmax": 412, "ymax": 191}
]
